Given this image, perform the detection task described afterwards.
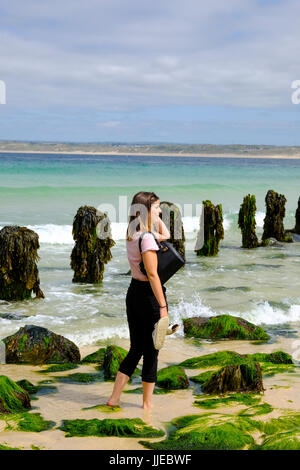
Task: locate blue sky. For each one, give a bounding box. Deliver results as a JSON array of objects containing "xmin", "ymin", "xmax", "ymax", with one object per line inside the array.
[{"xmin": 0, "ymin": 0, "xmax": 300, "ymax": 145}]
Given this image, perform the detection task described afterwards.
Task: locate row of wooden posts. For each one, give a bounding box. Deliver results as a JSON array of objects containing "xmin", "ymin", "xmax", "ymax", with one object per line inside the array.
[{"xmin": 0, "ymin": 189, "xmax": 299, "ymax": 301}]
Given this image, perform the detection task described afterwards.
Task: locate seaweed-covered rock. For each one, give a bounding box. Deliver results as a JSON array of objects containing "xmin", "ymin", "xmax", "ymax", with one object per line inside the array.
[
  {"xmin": 103, "ymin": 345, "xmax": 128, "ymax": 380},
  {"xmin": 238, "ymin": 194, "xmax": 259, "ymax": 248},
  {"xmin": 0, "ymin": 375, "xmax": 31, "ymax": 413},
  {"xmin": 160, "ymin": 201, "xmax": 185, "ymax": 258},
  {"xmin": 285, "ymin": 196, "xmax": 300, "ymax": 235},
  {"xmin": 262, "ymin": 190, "xmax": 291, "ymax": 243},
  {"xmin": 0, "ymin": 226, "xmax": 44, "ymax": 301},
  {"xmin": 180, "ymin": 350, "xmax": 244, "ymax": 369},
  {"xmin": 202, "ymin": 362, "xmax": 264, "ymax": 394},
  {"xmin": 81, "ymin": 347, "xmax": 106, "ymax": 365},
  {"xmin": 2, "ymin": 325, "xmax": 80, "ymax": 364},
  {"xmin": 195, "ymin": 200, "xmax": 224, "ymax": 256},
  {"xmin": 249, "ymin": 351, "xmax": 293, "ymax": 364},
  {"xmin": 157, "ymin": 365, "xmax": 189, "ymax": 390},
  {"xmin": 140, "ymin": 413, "xmax": 257, "ymax": 450},
  {"xmin": 183, "ymin": 314, "xmax": 270, "ymax": 340},
  {"xmin": 16, "ymin": 379, "xmax": 38, "ymax": 395},
  {"xmin": 70, "ymin": 205, "xmax": 115, "ymax": 283}
]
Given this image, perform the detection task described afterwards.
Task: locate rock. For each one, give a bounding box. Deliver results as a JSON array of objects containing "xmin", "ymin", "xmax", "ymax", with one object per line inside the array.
[
  {"xmin": 0, "ymin": 226, "xmax": 45, "ymax": 301},
  {"xmin": 103, "ymin": 345, "xmax": 128, "ymax": 380},
  {"xmin": 202, "ymin": 362, "xmax": 264, "ymax": 394},
  {"xmin": 81, "ymin": 347, "xmax": 106, "ymax": 365},
  {"xmin": 160, "ymin": 201, "xmax": 185, "ymax": 258},
  {"xmin": 285, "ymin": 196, "xmax": 300, "ymax": 235},
  {"xmin": 2, "ymin": 325, "xmax": 80, "ymax": 364},
  {"xmin": 183, "ymin": 314, "xmax": 270, "ymax": 340},
  {"xmin": 238, "ymin": 194, "xmax": 259, "ymax": 248},
  {"xmin": 285, "ymin": 232, "xmax": 300, "ymax": 242},
  {"xmin": 70, "ymin": 205, "xmax": 115, "ymax": 283},
  {"xmin": 16, "ymin": 379, "xmax": 38, "ymax": 395},
  {"xmin": 157, "ymin": 365, "xmax": 189, "ymax": 390},
  {"xmin": 262, "ymin": 190, "xmax": 290, "ymax": 243},
  {"xmin": 0, "ymin": 375, "xmax": 31, "ymax": 413},
  {"xmin": 195, "ymin": 200, "xmax": 224, "ymax": 256}
]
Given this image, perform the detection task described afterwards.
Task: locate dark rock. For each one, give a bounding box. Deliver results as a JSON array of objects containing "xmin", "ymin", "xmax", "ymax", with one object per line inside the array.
[
  {"xmin": 195, "ymin": 200, "xmax": 224, "ymax": 256},
  {"xmin": 160, "ymin": 201, "xmax": 185, "ymax": 258},
  {"xmin": 262, "ymin": 190, "xmax": 291, "ymax": 243},
  {"xmin": 202, "ymin": 362, "xmax": 264, "ymax": 394},
  {"xmin": 238, "ymin": 194, "xmax": 259, "ymax": 248},
  {"xmin": 0, "ymin": 226, "xmax": 45, "ymax": 301},
  {"xmin": 70, "ymin": 205, "xmax": 115, "ymax": 284},
  {"xmin": 2, "ymin": 325, "xmax": 80, "ymax": 364}
]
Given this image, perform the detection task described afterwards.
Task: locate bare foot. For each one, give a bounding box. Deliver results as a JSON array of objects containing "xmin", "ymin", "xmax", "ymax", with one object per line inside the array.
[
  {"xmin": 106, "ymin": 399, "xmax": 120, "ymax": 407},
  {"xmin": 142, "ymin": 402, "xmax": 153, "ymax": 410}
]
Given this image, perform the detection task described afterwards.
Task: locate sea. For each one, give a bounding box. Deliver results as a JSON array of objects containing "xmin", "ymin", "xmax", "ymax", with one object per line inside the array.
[{"xmin": 1, "ymin": 152, "xmax": 300, "ymax": 349}]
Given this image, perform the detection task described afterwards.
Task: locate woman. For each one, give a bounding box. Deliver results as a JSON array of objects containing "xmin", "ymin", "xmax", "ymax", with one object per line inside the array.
[{"xmin": 107, "ymin": 191, "xmax": 171, "ymax": 409}]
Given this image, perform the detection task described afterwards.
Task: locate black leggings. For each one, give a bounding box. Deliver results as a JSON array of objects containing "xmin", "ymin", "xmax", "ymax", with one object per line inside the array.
[{"xmin": 118, "ymin": 277, "xmax": 168, "ymax": 383}]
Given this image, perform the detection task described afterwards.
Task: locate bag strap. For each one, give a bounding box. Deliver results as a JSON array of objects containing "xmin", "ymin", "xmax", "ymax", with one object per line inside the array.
[{"xmin": 138, "ymin": 231, "xmax": 160, "ymax": 254}]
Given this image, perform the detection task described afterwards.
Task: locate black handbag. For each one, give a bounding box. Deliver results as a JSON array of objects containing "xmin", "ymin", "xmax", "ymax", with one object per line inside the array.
[{"xmin": 138, "ymin": 231, "xmax": 185, "ymax": 284}]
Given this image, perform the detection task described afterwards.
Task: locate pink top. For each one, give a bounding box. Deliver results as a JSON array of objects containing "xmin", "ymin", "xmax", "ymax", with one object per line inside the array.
[{"xmin": 126, "ymin": 230, "xmax": 159, "ymax": 281}]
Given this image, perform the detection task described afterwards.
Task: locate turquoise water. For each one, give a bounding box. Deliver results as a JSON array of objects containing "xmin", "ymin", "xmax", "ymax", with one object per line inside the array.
[{"xmin": 0, "ymin": 152, "xmax": 300, "ymax": 348}]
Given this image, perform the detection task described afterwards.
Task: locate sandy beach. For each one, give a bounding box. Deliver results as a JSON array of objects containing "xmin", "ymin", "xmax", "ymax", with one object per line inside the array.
[
  {"xmin": 1, "ymin": 149, "xmax": 300, "ymax": 159},
  {"xmin": 0, "ymin": 335, "xmax": 299, "ymax": 450}
]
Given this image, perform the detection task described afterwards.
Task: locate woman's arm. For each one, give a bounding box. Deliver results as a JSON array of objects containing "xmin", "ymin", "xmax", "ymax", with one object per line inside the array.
[{"xmin": 141, "ymin": 250, "xmax": 168, "ymax": 318}]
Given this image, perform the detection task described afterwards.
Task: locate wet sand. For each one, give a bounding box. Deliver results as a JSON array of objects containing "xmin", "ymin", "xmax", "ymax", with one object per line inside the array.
[{"xmin": 0, "ymin": 335, "xmax": 299, "ymax": 450}]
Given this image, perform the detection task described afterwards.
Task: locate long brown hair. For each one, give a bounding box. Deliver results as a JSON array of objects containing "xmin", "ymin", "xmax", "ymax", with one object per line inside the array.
[{"xmin": 126, "ymin": 191, "xmax": 159, "ymax": 241}]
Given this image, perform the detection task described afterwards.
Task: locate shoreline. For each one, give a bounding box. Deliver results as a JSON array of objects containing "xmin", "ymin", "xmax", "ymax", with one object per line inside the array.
[{"xmin": 1, "ymin": 149, "xmax": 300, "ymax": 159}]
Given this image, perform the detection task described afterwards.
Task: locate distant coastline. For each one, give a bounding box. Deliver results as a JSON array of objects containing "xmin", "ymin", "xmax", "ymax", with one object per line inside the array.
[{"xmin": 1, "ymin": 141, "xmax": 300, "ymax": 159}]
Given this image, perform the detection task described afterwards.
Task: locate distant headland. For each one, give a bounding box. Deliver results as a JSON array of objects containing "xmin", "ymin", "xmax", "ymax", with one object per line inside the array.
[{"xmin": 1, "ymin": 141, "xmax": 300, "ymax": 159}]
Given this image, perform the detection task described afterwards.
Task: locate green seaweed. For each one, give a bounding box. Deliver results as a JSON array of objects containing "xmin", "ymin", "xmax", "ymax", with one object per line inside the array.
[
  {"xmin": 82, "ymin": 404, "xmax": 122, "ymax": 413},
  {"xmin": 124, "ymin": 387, "xmax": 173, "ymax": 395},
  {"xmin": 18, "ymin": 334, "xmax": 28, "ymax": 352},
  {"xmin": 238, "ymin": 403, "xmax": 273, "ymax": 417},
  {"xmin": 0, "ymin": 443, "xmax": 22, "ymax": 450},
  {"xmin": 14, "ymin": 412, "xmax": 55, "ymax": 432},
  {"xmin": 38, "ymin": 363, "xmax": 79, "ymax": 373},
  {"xmin": 255, "ymin": 430, "xmax": 300, "ymax": 450},
  {"xmin": 194, "ymin": 393, "xmax": 261, "ymax": 410},
  {"xmin": 140, "ymin": 413, "xmax": 258, "ymax": 450},
  {"xmin": 59, "ymin": 418, "xmax": 164, "ymax": 438},
  {"xmin": 56, "ymin": 372, "xmax": 103, "ymax": 384}
]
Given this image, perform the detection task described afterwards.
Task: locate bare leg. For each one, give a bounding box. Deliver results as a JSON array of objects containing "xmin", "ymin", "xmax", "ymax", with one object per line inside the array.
[
  {"xmin": 107, "ymin": 371, "xmax": 130, "ymax": 406},
  {"xmin": 142, "ymin": 381, "xmax": 155, "ymax": 409}
]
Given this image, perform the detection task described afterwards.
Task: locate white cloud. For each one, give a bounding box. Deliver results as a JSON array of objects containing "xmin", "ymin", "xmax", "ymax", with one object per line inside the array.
[{"xmin": 0, "ymin": 0, "xmax": 299, "ymax": 111}]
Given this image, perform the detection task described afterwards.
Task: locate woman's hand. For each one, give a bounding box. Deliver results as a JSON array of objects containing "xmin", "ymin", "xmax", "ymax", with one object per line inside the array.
[{"xmin": 159, "ymin": 306, "xmax": 169, "ymax": 318}]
